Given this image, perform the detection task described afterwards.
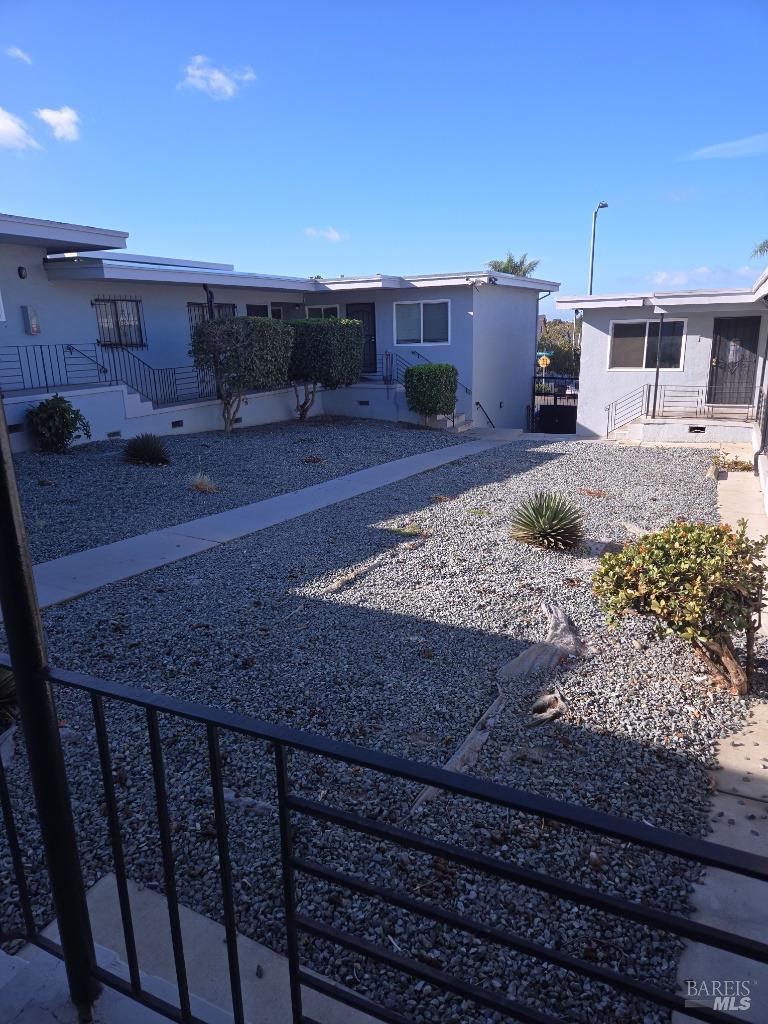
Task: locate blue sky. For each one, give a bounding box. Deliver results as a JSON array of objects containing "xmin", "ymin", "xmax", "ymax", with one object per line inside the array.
[{"xmin": 1, "ymin": 0, "xmax": 767, "ymax": 312}]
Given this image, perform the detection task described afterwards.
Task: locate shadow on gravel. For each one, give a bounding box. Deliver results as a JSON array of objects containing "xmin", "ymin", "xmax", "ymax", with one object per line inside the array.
[{"xmin": 0, "ymin": 438, "xmax": 728, "ymax": 1022}]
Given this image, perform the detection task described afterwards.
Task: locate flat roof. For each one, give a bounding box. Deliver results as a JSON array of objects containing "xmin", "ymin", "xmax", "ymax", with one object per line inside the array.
[
  {"xmin": 0, "ymin": 212, "xmax": 128, "ymax": 254},
  {"xmin": 557, "ymin": 266, "xmax": 768, "ymax": 311},
  {"xmin": 45, "ymin": 253, "xmax": 560, "ymax": 294}
]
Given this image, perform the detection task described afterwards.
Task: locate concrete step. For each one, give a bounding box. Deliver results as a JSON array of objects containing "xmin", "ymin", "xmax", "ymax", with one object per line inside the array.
[{"xmin": 31, "ymin": 873, "xmax": 376, "ymax": 1024}]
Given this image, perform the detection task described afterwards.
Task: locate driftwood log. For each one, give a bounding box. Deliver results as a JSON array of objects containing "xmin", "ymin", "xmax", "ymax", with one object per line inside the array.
[{"xmin": 408, "ymin": 603, "xmax": 584, "ymax": 815}]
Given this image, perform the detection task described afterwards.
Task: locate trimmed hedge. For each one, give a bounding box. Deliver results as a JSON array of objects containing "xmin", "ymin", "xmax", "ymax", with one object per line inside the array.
[
  {"xmin": 191, "ymin": 315, "xmax": 295, "ymax": 432},
  {"xmin": 288, "ymin": 317, "xmax": 364, "ymax": 389},
  {"xmin": 404, "ymin": 363, "xmax": 458, "ymax": 417}
]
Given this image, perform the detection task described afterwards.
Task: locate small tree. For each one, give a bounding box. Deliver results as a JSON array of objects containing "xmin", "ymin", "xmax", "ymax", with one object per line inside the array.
[
  {"xmin": 404, "ymin": 364, "xmax": 458, "ymax": 419},
  {"xmin": 288, "ymin": 318, "xmax": 363, "ymax": 421},
  {"xmin": 191, "ymin": 316, "xmax": 294, "ymax": 433},
  {"xmin": 538, "ymin": 317, "xmax": 581, "ymax": 376},
  {"xmin": 593, "ymin": 520, "xmax": 767, "ymax": 695}
]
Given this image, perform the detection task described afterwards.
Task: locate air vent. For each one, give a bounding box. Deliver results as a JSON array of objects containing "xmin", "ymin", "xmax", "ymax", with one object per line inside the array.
[
  {"xmin": 358, "ymin": 400, "xmax": 370, "ymax": 406},
  {"xmin": 107, "ymin": 430, "xmax": 122, "ymax": 438},
  {"xmin": 688, "ymin": 425, "xmax": 705, "ymax": 434},
  {"xmin": 171, "ymin": 419, "xmax": 183, "ymax": 428},
  {"xmin": 233, "ymin": 416, "xmax": 242, "ymax": 424},
  {"xmin": 8, "ymin": 423, "xmax": 23, "ymax": 434}
]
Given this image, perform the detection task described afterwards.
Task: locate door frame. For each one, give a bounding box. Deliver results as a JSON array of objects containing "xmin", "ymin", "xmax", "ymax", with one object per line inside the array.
[
  {"xmin": 346, "ymin": 302, "xmax": 377, "ymax": 374},
  {"xmin": 707, "ymin": 316, "xmax": 762, "ymax": 405}
]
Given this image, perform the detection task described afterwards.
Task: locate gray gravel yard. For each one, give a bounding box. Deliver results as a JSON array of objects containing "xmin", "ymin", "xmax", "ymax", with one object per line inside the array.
[
  {"xmin": 2, "ymin": 438, "xmax": 762, "ymax": 1022},
  {"xmin": 13, "ymin": 417, "xmax": 465, "ymax": 562}
]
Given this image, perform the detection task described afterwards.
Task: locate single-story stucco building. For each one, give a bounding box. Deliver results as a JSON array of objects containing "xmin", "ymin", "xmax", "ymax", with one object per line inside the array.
[
  {"xmin": 0, "ymin": 213, "xmax": 559, "ymax": 448},
  {"xmin": 557, "ymin": 267, "xmax": 768, "ymax": 444}
]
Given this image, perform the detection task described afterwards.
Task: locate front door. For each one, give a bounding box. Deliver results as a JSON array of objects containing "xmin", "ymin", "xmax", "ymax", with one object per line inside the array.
[
  {"xmin": 707, "ymin": 316, "xmax": 761, "ymax": 405},
  {"xmin": 347, "ymin": 302, "xmax": 377, "ymax": 374}
]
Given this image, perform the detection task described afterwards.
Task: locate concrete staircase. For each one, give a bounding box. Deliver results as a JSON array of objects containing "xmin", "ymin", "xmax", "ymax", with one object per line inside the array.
[
  {"xmin": 424, "ymin": 411, "xmax": 473, "ymax": 433},
  {"xmin": 0, "ymin": 874, "xmax": 375, "ymax": 1024}
]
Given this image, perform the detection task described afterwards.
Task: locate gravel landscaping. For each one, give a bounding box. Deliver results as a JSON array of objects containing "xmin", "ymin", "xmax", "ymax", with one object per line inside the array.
[
  {"xmin": 13, "ymin": 417, "xmax": 465, "ymax": 562},
  {"xmin": 2, "ymin": 438, "xmax": 765, "ymax": 1022}
]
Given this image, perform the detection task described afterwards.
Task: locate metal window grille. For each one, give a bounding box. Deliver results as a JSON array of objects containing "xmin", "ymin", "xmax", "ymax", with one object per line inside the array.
[
  {"xmin": 92, "ymin": 297, "xmax": 146, "ymax": 348},
  {"xmin": 187, "ymin": 303, "xmax": 237, "ymax": 338}
]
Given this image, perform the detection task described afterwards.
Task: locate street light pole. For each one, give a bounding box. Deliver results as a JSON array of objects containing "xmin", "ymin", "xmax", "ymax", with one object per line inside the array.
[{"xmin": 588, "ymin": 201, "xmax": 608, "ymax": 295}]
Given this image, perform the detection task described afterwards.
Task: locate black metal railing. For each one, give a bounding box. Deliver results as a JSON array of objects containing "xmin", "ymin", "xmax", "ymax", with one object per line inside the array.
[
  {"xmin": 474, "ymin": 401, "xmax": 495, "ymax": 428},
  {"xmin": 605, "ymin": 385, "xmax": 650, "ymax": 436},
  {"xmin": 2, "ymin": 655, "xmax": 768, "ymax": 1024},
  {"xmin": 606, "ymin": 383, "xmax": 766, "ymax": 436},
  {"xmin": 0, "ymin": 343, "xmax": 217, "ymax": 408}
]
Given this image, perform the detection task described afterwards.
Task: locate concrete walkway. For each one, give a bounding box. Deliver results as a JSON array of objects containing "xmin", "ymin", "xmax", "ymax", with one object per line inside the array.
[
  {"xmin": 30, "ymin": 438, "xmax": 502, "ymax": 609},
  {"xmin": 673, "ymin": 461, "xmax": 768, "ymax": 1020}
]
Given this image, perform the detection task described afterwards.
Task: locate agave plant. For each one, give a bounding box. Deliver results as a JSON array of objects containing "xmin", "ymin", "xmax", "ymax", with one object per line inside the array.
[
  {"xmin": 123, "ymin": 433, "xmax": 171, "ymax": 466},
  {"xmin": 510, "ymin": 492, "xmax": 583, "ymax": 550}
]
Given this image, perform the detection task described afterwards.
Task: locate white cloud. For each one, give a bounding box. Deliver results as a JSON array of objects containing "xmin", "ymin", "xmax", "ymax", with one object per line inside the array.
[
  {"xmin": 0, "ymin": 106, "xmax": 40, "ymax": 149},
  {"xmin": 5, "ymin": 46, "xmax": 32, "ymax": 65},
  {"xmin": 649, "ymin": 266, "xmax": 712, "ymax": 288},
  {"xmin": 683, "ymin": 132, "xmax": 768, "ymax": 160},
  {"xmin": 34, "ymin": 106, "xmax": 80, "ymax": 141},
  {"xmin": 304, "ymin": 226, "xmax": 345, "ymax": 243},
  {"xmin": 179, "ymin": 55, "xmax": 255, "ymax": 100}
]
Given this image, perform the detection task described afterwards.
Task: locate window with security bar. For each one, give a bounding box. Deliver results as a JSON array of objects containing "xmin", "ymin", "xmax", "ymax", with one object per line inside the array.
[
  {"xmin": 93, "ymin": 297, "xmax": 146, "ymax": 347},
  {"xmin": 187, "ymin": 302, "xmax": 238, "ymax": 338}
]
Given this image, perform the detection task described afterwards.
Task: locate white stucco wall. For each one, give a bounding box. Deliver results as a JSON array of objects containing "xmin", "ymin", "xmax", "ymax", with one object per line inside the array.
[
  {"xmin": 577, "ymin": 307, "xmax": 768, "ymax": 436},
  {"xmin": 471, "ymin": 285, "xmax": 539, "ymax": 429}
]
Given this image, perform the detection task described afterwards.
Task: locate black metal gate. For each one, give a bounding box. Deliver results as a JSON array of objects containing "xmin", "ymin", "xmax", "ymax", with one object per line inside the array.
[
  {"xmin": 347, "ymin": 302, "xmax": 377, "ymax": 374},
  {"xmin": 531, "ymin": 374, "xmax": 579, "ymax": 433}
]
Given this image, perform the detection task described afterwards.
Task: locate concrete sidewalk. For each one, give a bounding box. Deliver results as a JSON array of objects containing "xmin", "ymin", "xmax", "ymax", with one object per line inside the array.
[{"xmin": 29, "ymin": 438, "xmax": 502, "ymax": 609}]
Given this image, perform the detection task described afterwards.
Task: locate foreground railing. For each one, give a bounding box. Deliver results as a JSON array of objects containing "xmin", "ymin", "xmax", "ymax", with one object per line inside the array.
[
  {"xmin": 0, "ymin": 343, "xmax": 216, "ymax": 407},
  {"xmin": 2, "ymin": 655, "xmax": 768, "ymax": 1024}
]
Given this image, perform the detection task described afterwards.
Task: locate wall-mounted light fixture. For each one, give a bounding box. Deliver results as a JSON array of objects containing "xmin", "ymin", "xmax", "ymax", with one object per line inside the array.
[{"xmin": 17, "ymin": 266, "xmax": 27, "ymax": 279}]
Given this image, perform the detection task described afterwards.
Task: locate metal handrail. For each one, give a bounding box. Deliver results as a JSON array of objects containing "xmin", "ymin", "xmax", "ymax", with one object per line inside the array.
[
  {"xmin": 475, "ymin": 401, "xmax": 495, "ymax": 428},
  {"xmin": 605, "ymin": 385, "xmax": 649, "ymax": 436},
  {"xmin": 2, "ymin": 651, "xmax": 767, "ymax": 1024}
]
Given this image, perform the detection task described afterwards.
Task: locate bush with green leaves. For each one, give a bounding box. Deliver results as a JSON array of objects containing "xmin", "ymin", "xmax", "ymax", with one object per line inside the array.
[
  {"xmin": 191, "ymin": 316, "xmax": 295, "ymax": 433},
  {"xmin": 26, "ymin": 394, "xmax": 91, "ymax": 453},
  {"xmin": 288, "ymin": 317, "xmax": 363, "ymax": 421},
  {"xmin": 404, "ymin": 364, "xmax": 458, "ymax": 418},
  {"xmin": 510, "ymin": 492, "xmax": 584, "ymax": 550},
  {"xmin": 593, "ymin": 520, "xmax": 767, "ymax": 694},
  {"xmin": 124, "ymin": 433, "xmax": 170, "ymax": 466}
]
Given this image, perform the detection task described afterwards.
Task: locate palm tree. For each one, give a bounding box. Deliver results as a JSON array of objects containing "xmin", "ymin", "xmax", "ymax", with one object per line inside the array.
[
  {"xmin": 753, "ymin": 240, "xmax": 768, "ymax": 259},
  {"xmin": 487, "ymin": 251, "xmax": 540, "ymax": 277}
]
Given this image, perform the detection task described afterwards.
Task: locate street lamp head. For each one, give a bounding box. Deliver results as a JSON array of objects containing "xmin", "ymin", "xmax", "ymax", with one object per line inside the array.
[{"xmin": 597, "ymin": 201, "xmax": 608, "ymax": 210}]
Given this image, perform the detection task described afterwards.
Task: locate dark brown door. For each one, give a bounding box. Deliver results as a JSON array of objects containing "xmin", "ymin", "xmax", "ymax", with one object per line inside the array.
[
  {"xmin": 707, "ymin": 316, "xmax": 761, "ymax": 404},
  {"xmin": 346, "ymin": 302, "xmax": 377, "ymax": 373}
]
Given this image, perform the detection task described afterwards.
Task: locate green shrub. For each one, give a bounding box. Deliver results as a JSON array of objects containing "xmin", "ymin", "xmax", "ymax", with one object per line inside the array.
[
  {"xmin": 26, "ymin": 394, "xmax": 91, "ymax": 452},
  {"xmin": 593, "ymin": 520, "xmax": 767, "ymax": 694},
  {"xmin": 124, "ymin": 433, "xmax": 170, "ymax": 466},
  {"xmin": 191, "ymin": 316, "xmax": 295, "ymax": 432},
  {"xmin": 510, "ymin": 492, "xmax": 583, "ymax": 550},
  {"xmin": 404, "ymin": 363, "xmax": 458, "ymax": 418},
  {"xmin": 288, "ymin": 318, "xmax": 364, "ymax": 421}
]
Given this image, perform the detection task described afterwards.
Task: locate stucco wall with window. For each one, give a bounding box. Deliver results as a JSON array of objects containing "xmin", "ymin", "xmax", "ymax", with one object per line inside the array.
[{"xmin": 577, "ymin": 308, "xmax": 767, "ymax": 436}]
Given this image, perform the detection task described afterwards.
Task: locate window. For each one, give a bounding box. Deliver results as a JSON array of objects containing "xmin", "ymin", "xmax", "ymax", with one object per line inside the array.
[
  {"xmin": 246, "ymin": 304, "xmax": 270, "ymax": 318},
  {"xmin": 608, "ymin": 319, "xmax": 685, "ymax": 369},
  {"xmin": 306, "ymin": 305, "xmax": 339, "ymax": 319},
  {"xmin": 187, "ymin": 302, "xmax": 238, "ymax": 338},
  {"xmin": 93, "ymin": 297, "xmax": 145, "ymax": 347},
  {"xmin": 395, "ymin": 300, "xmax": 449, "ymax": 345}
]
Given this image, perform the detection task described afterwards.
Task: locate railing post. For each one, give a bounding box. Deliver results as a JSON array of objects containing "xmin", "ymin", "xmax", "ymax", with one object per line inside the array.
[
  {"xmin": 0, "ymin": 398, "xmax": 99, "ymax": 1015},
  {"xmin": 274, "ymin": 743, "xmax": 304, "ymax": 1024}
]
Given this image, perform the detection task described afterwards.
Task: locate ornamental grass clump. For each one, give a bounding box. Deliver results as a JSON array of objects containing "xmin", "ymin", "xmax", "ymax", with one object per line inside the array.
[
  {"xmin": 510, "ymin": 492, "xmax": 584, "ymax": 550},
  {"xmin": 123, "ymin": 433, "xmax": 170, "ymax": 466},
  {"xmin": 593, "ymin": 520, "xmax": 767, "ymax": 695}
]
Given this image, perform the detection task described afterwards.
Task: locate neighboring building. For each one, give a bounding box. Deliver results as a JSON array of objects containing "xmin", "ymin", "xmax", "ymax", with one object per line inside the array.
[
  {"xmin": 557, "ymin": 269, "xmax": 768, "ymax": 443},
  {"xmin": 0, "ymin": 213, "xmax": 558, "ymax": 448}
]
